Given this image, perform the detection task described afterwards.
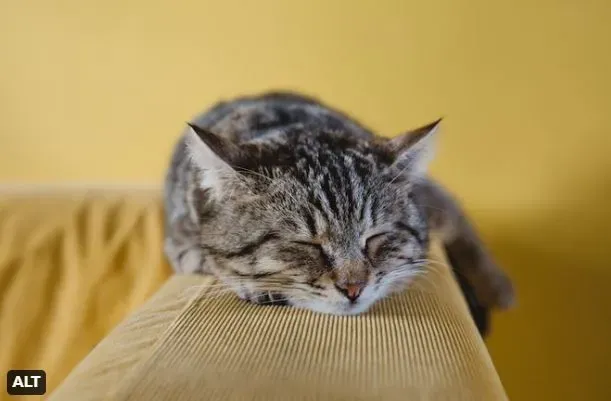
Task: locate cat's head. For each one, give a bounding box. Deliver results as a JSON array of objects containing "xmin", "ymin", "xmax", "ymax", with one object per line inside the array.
[{"xmin": 185, "ymin": 119, "xmax": 440, "ymax": 315}]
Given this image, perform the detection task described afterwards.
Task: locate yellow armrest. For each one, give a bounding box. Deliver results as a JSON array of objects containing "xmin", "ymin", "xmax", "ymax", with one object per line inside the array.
[{"xmin": 49, "ymin": 246, "xmax": 507, "ymax": 401}]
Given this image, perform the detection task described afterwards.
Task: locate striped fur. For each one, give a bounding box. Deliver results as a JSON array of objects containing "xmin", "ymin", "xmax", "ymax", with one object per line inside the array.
[{"xmin": 163, "ymin": 92, "xmax": 514, "ymax": 330}]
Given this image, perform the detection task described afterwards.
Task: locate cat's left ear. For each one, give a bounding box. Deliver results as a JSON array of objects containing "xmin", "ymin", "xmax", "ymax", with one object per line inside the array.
[{"xmin": 385, "ymin": 118, "xmax": 442, "ymax": 177}]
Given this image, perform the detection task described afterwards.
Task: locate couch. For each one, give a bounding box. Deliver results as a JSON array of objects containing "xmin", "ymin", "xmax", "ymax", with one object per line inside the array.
[{"xmin": 0, "ymin": 189, "xmax": 508, "ymax": 400}]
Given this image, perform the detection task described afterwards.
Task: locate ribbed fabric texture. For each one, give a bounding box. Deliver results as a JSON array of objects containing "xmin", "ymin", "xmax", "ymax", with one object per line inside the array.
[
  {"xmin": 49, "ymin": 248, "xmax": 508, "ymax": 401},
  {"xmin": 0, "ymin": 189, "xmax": 507, "ymax": 400}
]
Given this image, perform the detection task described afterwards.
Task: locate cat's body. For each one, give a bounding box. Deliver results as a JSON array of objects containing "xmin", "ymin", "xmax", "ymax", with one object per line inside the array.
[{"xmin": 164, "ymin": 91, "xmax": 514, "ymax": 335}]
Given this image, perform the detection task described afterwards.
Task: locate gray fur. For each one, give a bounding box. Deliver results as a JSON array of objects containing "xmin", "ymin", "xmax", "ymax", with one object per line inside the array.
[{"xmin": 163, "ymin": 91, "xmax": 514, "ymax": 317}]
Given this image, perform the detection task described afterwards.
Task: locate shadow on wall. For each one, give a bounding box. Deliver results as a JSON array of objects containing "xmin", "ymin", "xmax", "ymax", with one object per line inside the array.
[{"xmin": 483, "ymin": 169, "xmax": 611, "ymax": 401}]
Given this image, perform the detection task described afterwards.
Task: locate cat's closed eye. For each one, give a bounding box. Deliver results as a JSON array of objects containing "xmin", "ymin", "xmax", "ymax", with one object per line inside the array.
[
  {"xmin": 363, "ymin": 232, "xmax": 391, "ymax": 262},
  {"xmin": 291, "ymin": 241, "xmax": 333, "ymax": 268}
]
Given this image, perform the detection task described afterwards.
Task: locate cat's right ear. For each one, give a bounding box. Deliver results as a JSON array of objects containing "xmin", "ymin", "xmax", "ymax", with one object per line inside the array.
[
  {"xmin": 185, "ymin": 123, "xmax": 240, "ymax": 173},
  {"xmin": 385, "ymin": 118, "xmax": 441, "ymax": 177}
]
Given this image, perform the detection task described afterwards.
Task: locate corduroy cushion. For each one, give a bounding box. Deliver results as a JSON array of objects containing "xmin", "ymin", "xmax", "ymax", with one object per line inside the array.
[
  {"xmin": 48, "ymin": 244, "xmax": 508, "ymax": 401},
  {"xmin": 0, "ymin": 189, "xmax": 172, "ymax": 399}
]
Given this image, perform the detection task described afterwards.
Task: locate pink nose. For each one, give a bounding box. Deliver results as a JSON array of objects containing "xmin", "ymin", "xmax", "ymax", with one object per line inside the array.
[{"xmin": 334, "ymin": 282, "xmax": 364, "ymax": 302}]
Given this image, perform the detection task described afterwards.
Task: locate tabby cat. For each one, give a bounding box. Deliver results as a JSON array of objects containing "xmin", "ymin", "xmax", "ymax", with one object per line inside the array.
[{"xmin": 163, "ymin": 92, "xmax": 514, "ymax": 336}]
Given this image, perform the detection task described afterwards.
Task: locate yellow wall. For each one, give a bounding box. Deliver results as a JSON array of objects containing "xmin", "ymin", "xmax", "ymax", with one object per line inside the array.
[{"xmin": 1, "ymin": 1, "xmax": 610, "ymax": 400}]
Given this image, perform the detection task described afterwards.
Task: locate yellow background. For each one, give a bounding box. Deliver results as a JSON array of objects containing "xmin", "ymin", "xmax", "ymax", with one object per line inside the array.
[{"xmin": 1, "ymin": 0, "xmax": 610, "ymax": 400}]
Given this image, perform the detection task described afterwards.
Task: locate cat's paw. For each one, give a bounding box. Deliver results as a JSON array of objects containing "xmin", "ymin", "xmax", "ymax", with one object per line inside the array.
[
  {"xmin": 474, "ymin": 257, "xmax": 516, "ymax": 310},
  {"xmin": 242, "ymin": 292, "xmax": 290, "ymax": 307},
  {"xmin": 446, "ymin": 241, "xmax": 516, "ymax": 311},
  {"xmin": 487, "ymin": 269, "xmax": 516, "ymax": 310}
]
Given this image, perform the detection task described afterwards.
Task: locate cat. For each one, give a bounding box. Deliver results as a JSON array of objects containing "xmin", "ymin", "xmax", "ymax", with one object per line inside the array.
[{"xmin": 163, "ymin": 91, "xmax": 515, "ymax": 336}]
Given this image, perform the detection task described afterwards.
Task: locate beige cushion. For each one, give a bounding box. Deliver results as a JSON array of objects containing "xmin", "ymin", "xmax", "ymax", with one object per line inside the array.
[{"xmin": 48, "ymin": 242, "xmax": 507, "ymax": 401}]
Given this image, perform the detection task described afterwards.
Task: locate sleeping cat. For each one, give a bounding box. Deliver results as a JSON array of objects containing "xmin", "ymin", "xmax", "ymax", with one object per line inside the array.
[{"xmin": 163, "ymin": 91, "xmax": 514, "ymax": 336}]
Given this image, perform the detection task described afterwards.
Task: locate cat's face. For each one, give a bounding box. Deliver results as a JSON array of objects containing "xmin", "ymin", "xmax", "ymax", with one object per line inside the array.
[{"xmin": 186, "ymin": 121, "xmax": 438, "ymax": 315}]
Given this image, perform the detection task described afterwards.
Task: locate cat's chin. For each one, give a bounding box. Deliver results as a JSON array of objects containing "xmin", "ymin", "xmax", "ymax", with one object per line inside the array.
[{"xmin": 292, "ymin": 299, "xmax": 376, "ymax": 316}]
